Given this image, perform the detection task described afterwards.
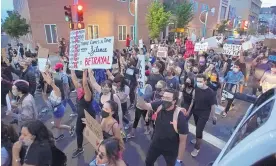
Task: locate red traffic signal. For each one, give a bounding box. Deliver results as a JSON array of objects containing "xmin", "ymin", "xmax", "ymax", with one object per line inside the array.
[
  {"xmin": 77, "ymin": 5, "xmax": 84, "ymax": 22},
  {"xmin": 77, "ymin": 5, "xmax": 83, "ymax": 11}
]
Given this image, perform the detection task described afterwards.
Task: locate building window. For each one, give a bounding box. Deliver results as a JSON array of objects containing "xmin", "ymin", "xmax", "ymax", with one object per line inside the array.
[
  {"xmin": 88, "ymin": 25, "xmax": 99, "ymax": 39},
  {"xmin": 118, "ymin": 25, "xmax": 127, "ymax": 41},
  {"xmin": 220, "ymin": 6, "xmax": 227, "ymax": 20},
  {"xmin": 130, "ymin": 25, "xmax": 135, "ymax": 40},
  {"xmin": 44, "ymin": 24, "xmax": 58, "ymax": 44},
  {"xmin": 190, "ymin": 0, "xmax": 198, "ymax": 13}
]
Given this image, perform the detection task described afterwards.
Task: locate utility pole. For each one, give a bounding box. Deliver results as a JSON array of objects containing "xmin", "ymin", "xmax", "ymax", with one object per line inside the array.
[{"xmin": 134, "ymin": 0, "xmax": 138, "ymax": 45}]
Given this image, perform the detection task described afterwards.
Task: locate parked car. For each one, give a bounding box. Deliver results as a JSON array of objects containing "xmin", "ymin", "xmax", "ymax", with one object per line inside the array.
[{"xmin": 211, "ymin": 88, "xmax": 276, "ymax": 166}]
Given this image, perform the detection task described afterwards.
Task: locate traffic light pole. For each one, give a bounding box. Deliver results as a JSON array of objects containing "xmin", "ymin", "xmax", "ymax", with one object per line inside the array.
[{"xmin": 134, "ymin": 0, "xmax": 138, "ymax": 45}]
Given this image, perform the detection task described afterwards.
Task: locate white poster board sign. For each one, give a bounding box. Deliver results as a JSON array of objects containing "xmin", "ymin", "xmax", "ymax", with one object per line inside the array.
[
  {"xmin": 80, "ymin": 36, "xmax": 114, "ymax": 69},
  {"xmin": 84, "ymin": 110, "xmax": 103, "ymax": 150},
  {"xmin": 222, "ymin": 44, "xmax": 242, "ymax": 56},
  {"xmin": 242, "ymin": 41, "xmax": 253, "ymax": 51},
  {"xmin": 139, "ymin": 39, "xmax": 143, "ymax": 48},
  {"xmin": 157, "ymin": 46, "xmax": 168, "ymax": 58},
  {"xmin": 137, "ymin": 54, "xmax": 145, "ymax": 94},
  {"xmin": 194, "ymin": 42, "xmax": 208, "ymax": 51},
  {"xmin": 38, "ymin": 58, "xmax": 48, "ymax": 72},
  {"xmin": 69, "ymin": 29, "xmax": 86, "ymax": 70}
]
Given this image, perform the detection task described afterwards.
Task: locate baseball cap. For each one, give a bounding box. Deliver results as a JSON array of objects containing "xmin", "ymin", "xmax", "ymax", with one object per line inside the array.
[{"xmin": 54, "ymin": 63, "xmax": 64, "ymax": 70}]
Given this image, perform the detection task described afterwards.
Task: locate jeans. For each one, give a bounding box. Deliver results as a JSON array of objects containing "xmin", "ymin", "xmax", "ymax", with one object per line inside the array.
[
  {"xmin": 62, "ymin": 98, "xmax": 77, "ymax": 113},
  {"xmin": 129, "ymin": 84, "xmax": 137, "ymax": 105}
]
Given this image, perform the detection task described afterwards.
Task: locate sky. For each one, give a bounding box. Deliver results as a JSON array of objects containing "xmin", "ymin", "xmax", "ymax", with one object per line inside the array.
[
  {"xmin": 1, "ymin": 0, "xmax": 276, "ymax": 19},
  {"xmin": 1, "ymin": 0, "xmax": 14, "ymax": 20}
]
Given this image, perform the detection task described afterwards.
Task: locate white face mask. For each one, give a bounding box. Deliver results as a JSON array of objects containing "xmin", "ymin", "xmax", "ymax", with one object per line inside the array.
[
  {"xmin": 197, "ymin": 82, "xmax": 204, "ymax": 88},
  {"xmin": 233, "ymin": 68, "xmax": 239, "ymax": 73},
  {"xmin": 12, "ymin": 89, "xmax": 19, "ymax": 96},
  {"xmin": 152, "ymin": 67, "xmax": 159, "ymax": 73}
]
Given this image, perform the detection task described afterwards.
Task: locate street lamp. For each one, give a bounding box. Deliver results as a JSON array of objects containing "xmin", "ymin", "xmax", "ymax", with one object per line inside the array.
[{"xmin": 199, "ymin": 7, "xmax": 215, "ymax": 37}]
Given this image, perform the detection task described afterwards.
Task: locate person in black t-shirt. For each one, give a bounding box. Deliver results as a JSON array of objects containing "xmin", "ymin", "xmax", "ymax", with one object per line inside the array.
[
  {"xmin": 138, "ymin": 89, "xmax": 188, "ymax": 166},
  {"xmin": 13, "ymin": 120, "xmax": 53, "ymax": 166},
  {"xmin": 185, "ymin": 74, "xmax": 217, "ymax": 157},
  {"xmin": 147, "ymin": 62, "xmax": 165, "ymax": 91}
]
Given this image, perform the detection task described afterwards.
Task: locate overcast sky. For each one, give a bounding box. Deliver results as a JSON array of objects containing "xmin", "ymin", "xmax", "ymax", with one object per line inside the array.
[{"xmin": 1, "ymin": 0, "xmax": 276, "ymax": 19}]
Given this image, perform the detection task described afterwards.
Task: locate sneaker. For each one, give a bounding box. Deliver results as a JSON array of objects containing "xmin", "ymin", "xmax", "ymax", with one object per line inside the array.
[
  {"xmin": 55, "ymin": 134, "xmax": 64, "ymax": 141},
  {"xmin": 71, "ymin": 90, "xmax": 77, "ymax": 93},
  {"xmin": 144, "ymin": 129, "xmax": 151, "ymax": 135},
  {"xmin": 191, "ymin": 149, "xmax": 200, "ymax": 157},
  {"xmin": 69, "ymin": 126, "xmax": 76, "ymax": 136},
  {"xmin": 70, "ymin": 113, "xmax": 78, "ymax": 117},
  {"xmin": 51, "ymin": 121, "xmax": 54, "ymax": 125},
  {"xmin": 221, "ymin": 112, "xmax": 227, "ymax": 118},
  {"xmin": 127, "ymin": 133, "xmax": 135, "ymax": 139},
  {"xmin": 124, "ymin": 123, "xmax": 130, "ymax": 130},
  {"xmin": 245, "ymin": 82, "xmax": 248, "ymax": 87},
  {"xmin": 72, "ymin": 148, "xmax": 84, "ymax": 158},
  {"xmin": 190, "ymin": 139, "xmax": 196, "ymax": 144}
]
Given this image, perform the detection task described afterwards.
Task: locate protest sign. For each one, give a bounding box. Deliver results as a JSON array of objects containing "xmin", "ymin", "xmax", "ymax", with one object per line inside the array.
[
  {"xmin": 84, "ymin": 110, "xmax": 103, "ymax": 150},
  {"xmin": 38, "ymin": 47, "xmax": 49, "ymax": 58},
  {"xmin": 80, "ymin": 36, "xmax": 114, "ymax": 69},
  {"xmin": 69, "ymin": 29, "xmax": 86, "ymax": 70},
  {"xmin": 38, "ymin": 58, "xmax": 48, "ymax": 72},
  {"xmin": 268, "ymin": 55, "xmax": 276, "ymax": 62},
  {"xmin": 194, "ymin": 42, "xmax": 208, "ymax": 51},
  {"xmin": 264, "ymin": 39, "xmax": 276, "ymax": 49},
  {"xmin": 1, "ymin": 48, "xmax": 6, "ymax": 59},
  {"xmin": 242, "ymin": 41, "xmax": 253, "ymax": 51},
  {"xmin": 222, "ymin": 44, "xmax": 242, "ymax": 56},
  {"xmin": 157, "ymin": 46, "xmax": 168, "ymax": 58},
  {"xmin": 184, "ymin": 40, "xmax": 194, "ymax": 59},
  {"xmin": 139, "ymin": 39, "xmax": 143, "ymax": 48},
  {"xmin": 137, "ymin": 55, "xmax": 145, "ymax": 94}
]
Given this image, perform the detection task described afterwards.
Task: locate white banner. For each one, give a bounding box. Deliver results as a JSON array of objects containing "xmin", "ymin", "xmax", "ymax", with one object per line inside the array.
[
  {"xmin": 139, "ymin": 39, "xmax": 143, "ymax": 48},
  {"xmin": 222, "ymin": 44, "xmax": 242, "ymax": 56},
  {"xmin": 38, "ymin": 58, "xmax": 48, "ymax": 72},
  {"xmin": 242, "ymin": 41, "xmax": 253, "ymax": 51},
  {"xmin": 69, "ymin": 29, "xmax": 86, "ymax": 70},
  {"xmin": 137, "ymin": 54, "xmax": 145, "ymax": 94},
  {"xmin": 157, "ymin": 46, "xmax": 168, "ymax": 58},
  {"xmin": 80, "ymin": 36, "xmax": 114, "ymax": 69},
  {"xmin": 194, "ymin": 42, "xmax": 208, "ymax": 51}
]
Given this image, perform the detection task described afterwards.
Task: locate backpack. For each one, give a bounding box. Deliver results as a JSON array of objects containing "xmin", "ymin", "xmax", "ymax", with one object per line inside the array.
[{"xmin": 51, "ymin": 145, "xmax": 67, "ymax": 166}]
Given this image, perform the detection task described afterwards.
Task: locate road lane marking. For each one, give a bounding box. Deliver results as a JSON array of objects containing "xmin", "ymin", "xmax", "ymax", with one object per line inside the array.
[{"xmin": 188, "ymin": 123, "xmax": 226, "ymax": 150}]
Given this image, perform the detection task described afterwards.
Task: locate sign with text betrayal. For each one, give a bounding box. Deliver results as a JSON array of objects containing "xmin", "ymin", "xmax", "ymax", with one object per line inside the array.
[
  {"xmin": 80, "ymin": 37, "xmax": 114, "ymax": 69},
  {"xmin": 222, "ymin": 44, "xmax": 242, "ymax": 56}
]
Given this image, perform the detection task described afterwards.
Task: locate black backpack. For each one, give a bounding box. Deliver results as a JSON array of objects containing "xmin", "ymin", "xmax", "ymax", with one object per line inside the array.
[{"xmin": 51, "ymin": 146, "xmax": 67, "ymax": 166}]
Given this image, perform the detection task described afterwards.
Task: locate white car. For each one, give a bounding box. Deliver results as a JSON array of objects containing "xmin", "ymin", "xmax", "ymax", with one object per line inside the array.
[{"xmin": 212, "ymin": 88, "xmax": 276, "ymax": 166}]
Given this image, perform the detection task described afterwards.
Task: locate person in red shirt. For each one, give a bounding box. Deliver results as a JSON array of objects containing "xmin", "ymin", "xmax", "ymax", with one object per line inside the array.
[{"xmin": 126, "ymin": 34, "xmax": 131, "ymax": 48}]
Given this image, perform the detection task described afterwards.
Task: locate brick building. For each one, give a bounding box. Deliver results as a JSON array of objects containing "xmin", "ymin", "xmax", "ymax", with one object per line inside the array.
[{"xmin": 13, "ymin": 0, "xmax": 150, "ymax": 53}]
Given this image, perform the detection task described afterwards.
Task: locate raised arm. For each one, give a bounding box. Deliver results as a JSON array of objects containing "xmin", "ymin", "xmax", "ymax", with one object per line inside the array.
[
  {"xmin": 88, "ymin": 69, "xmax": 101, "ymax": 93},
  {"xmin": 83, "ymin": 69, "xmax": 92, "ymax": 102}
]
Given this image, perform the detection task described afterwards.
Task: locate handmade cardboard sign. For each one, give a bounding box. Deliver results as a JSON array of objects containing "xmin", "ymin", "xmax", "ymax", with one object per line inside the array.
[
  {"xmin": 80, "ymin": 36, "xmax": 114, "ymax": 69},
  {"xmin": 242, "ymin": 41, "xmax": 253, "ymax": 51},
  {"xmin": 38, "ymin": 47, "xmax": 49, "ymax": 58},
  {"xmin": 157, "ymin": 46, "xmax": 168, "ymax": 58},
  {"xmin": 137, "ymin": 54, "xmax": 145, "ymax": 94},
  {"xmin": 222, "ymin": 44, "xmax": 242, "ymax": 56},
  {"xmin": 194, "ymin": 42, "xmax": 208, "ymax": 51},
  {"xmin": 84, "ymin": 110, "xmax": 103, "ymax": 150}
]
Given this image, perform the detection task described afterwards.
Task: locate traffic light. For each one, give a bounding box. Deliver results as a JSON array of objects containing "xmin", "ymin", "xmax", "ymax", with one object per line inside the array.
[
  {"xmin": 77, "ymin": 22, "xmax": 85, "ymax": 29},
  {"xmin": 69, "ymin": 22, "xmax": 74, "ymax": 30},
  {"xmin": 64, "ymin": 6, "xmax": 72, "ymax": 22},
  {"xmin": 77, "ymin": 5, "xmax": 83, "ymax": 22}
]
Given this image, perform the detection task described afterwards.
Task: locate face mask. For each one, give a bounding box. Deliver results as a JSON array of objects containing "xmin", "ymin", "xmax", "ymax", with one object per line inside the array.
[
  {"xmin": 233, "ymin": 68, "xmax": 239, "ymax": 73},
  {"xmin": 197, "ymin": 82, "xmax": 204, "ymax": 88},
  {"xmin": 152, "ymin": 67, "xmax": 159, "ymax": 73},
  {"xmin": 19, "ymin": 65, "xmax": 25, "ymax": 70},
  {"xmin": 162, "ymin": 101, "xmax": 173, "ymax": 110},
  {"xmin": 21, "ymin": 138, "xmax": 33, "ymax": 146},
  {"xmin": 210, "ymin": 76, "xmax": 217, "ymax": 82},
  {"xmin": 185, "ymin": 82, "xmax": 192, "ymax": 87},
  {"xmin": 101, "ymin": 110, "xmax": 110, "ymax": 118},
  {"xmin": 232, "ymin": 57, "xmax": 238, "ymax": 61},
  {"xmin": 156, "ymin": 88, "xmax": 161, "ymax": 92},
  {"xmin": 12, "ymin": 89, "xmax": 19, "ymax": 96},
  {"xmin": 101, "ymin": 87, "xmax": 110, "ymax": 95},
  {"xmin": 193, "ymin": 71, "xmax": 198, "ymax": 75},
  {"xmin": 199, "ymin": 61, "xmax": 205, "ymax": 66}
]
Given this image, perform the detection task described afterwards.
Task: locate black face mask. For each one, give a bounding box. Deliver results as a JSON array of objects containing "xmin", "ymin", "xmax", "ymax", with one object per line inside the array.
[
  {"xmin": 232, "ymin": 58, "xmax": 238, "ymax": 61},
  {"xmin": 162, "ymin": 101, "xmax": 173, "ymax": 110},
  {"xmin": 101, "ymin": 110, "xmax": 110, "ymax": 118},
  {"xmin": 156, "ymin": 88, "xmax": 161, "ymax": 92},
  {"xmin": 19, "ymin": 65, "xmax": 25, "ymax": 70},
  {"xmin": 193, "ymin": 72, "xmax": 198, "ymax": 75},
  {"xmin": 185, "ymin": 82, "xmax": 193, "ymax": 88}
]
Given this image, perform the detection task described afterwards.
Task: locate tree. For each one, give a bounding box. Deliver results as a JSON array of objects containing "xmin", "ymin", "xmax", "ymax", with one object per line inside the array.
[
  {"xmin": 217, "ymin": 20, "xmax": 228, "ymax": 34},
  {"xmin": 146, "ymin": 1, "xmax": 171, "ymax": 39},
  {"xmin": 173, "ymin": 1, "xmax": 193, "ymax": 28},
  {"xmin": 2, "ymin": 11, "xmax": 30, "ymax": 40}
]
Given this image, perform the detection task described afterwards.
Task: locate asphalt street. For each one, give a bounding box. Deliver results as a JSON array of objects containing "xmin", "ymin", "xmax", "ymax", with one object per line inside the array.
[{"xmin": 1, "ymin": 55, "xmax": 253, "ymax": 166}]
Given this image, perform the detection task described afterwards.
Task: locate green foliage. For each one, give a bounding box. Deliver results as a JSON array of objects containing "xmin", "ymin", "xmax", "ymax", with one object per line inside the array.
[
  {"xmin": 2, "ymin": 11, "xmax": 30, "ymax": 39},
  {"xmin": 146, "ymin": 1, "xmax": 171, "ymax": 39},
  {"xmin": 247, "ymin": 27, "xmax": 257, "ymax": 35},
  {"xmin": 217, "ymin": 20, "xmax": 228, "ymax": 34},
  {"xmin": 174, "ymin": 1, "xmax": 194, "ymax": 28}
]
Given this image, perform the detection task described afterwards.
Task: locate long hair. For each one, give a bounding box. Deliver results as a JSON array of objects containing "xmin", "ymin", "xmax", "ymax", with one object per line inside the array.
[
  {"xmin": 99, "ymin": 137, "xmax": 124, "ymax": 165},
  {"xmin": 106, "ymin": 100, "xmax": 119, "ymax": 123},
  {"xmin": 22, "ymin": 120, "xmax": 54, "ymax": 146},
  {"xmin": 113, "ymin": 74, "xmax": 128, "ymax": 91}
]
